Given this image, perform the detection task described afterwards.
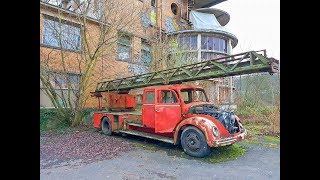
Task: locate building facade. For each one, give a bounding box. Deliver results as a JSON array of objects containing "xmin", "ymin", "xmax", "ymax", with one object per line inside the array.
[{"xmin": 40, "ymin": 0, "xmax": 237, "ymax": 108}]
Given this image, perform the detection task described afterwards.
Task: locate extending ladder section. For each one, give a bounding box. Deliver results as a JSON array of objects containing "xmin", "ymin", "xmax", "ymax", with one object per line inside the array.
[{"xmin": 95, "ymin": 50, "xmax": 279, "ymax": 92}]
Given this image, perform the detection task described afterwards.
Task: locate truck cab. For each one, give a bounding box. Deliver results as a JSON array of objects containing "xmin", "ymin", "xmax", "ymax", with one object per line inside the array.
[{"xmin": 93, "ymin": 84, "xmax": 246, "ymax": 157}]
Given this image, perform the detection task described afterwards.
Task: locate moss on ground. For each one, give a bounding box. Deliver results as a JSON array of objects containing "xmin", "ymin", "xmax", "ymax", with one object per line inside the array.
[
  {"xmin": 118, "ymin": 134, "xmax": 247, "ymax": 164},
  {"xmin": 264, "ymin": 135, "xmax": 280, "ymax": 143},
  {"xmin": 202, "ymin": 144, "xmax": 247, "ymax": 163}
]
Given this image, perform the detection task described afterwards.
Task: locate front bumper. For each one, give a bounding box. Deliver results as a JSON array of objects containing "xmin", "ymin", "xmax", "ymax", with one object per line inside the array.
[{"xmin": 210, "ymin": 128, "xmax": 247, "ymax": 147}]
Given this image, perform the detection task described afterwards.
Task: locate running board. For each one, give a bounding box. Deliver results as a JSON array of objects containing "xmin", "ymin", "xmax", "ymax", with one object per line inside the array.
[
  {"xmin": 119, "ymin": 130, "xmax": 174, "ymax": 144},
  {"xmin": 126, "ymin": 122, "xmax": 144, "ymax": 127}
]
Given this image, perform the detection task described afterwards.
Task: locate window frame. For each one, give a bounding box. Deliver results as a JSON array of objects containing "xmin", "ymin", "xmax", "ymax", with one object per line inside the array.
[
  {"xmin": 141, "ymin": 39, "xmax": 152, "ymax": 65},
  {"xmin": 157, "ymin": 89, "xmax": 179, "ymax": 104},
  {"xmin": 41, "ymin": 16, "xmax": 82, "ymax": 52},
  {"xmin": 47, "ymin": 71, "xmax": 81, "ymax": 90},
  {"xmin": 200, "ymin": 35, "xmax": 227, "ymax": 53},
  {"xmin": 144, "ymin": 91, "xmax": 155, "ymax": 104},
  {"xmin": 117, "ymin": 33, "xmax": 132, "ymax": 62}
]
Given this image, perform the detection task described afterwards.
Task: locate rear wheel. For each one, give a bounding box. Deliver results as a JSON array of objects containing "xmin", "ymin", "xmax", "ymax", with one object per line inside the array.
[
  {"xmin": 101, "ymin": 117, "xmax": 112, "ymax": 136},
  {"xmin": 181, "ymin": 126, "xmax": 211, "ymax": 157}
]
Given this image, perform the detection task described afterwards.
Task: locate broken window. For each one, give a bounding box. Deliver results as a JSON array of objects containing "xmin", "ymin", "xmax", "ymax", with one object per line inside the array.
[
  {"xmin": 48, "ymin": 72, "xmax": 81, "ymax": 90},
  {"xmin": 141, "ymin": 40, "xmax": 152, "ymax": 65},
  {"xmin": 179, "ymin": 35, "xmax": 197, "ymax": 50},
  {"xmin": 117, "ymin": 34, "xmax": 131, "ymax": 61},
  {"xmin": 201, "ymin": 35, "xmax": 227, "ymax": 53},
  {"xmin": 42, "ymin": 17, "xmax": 81, "ymax": 51}
]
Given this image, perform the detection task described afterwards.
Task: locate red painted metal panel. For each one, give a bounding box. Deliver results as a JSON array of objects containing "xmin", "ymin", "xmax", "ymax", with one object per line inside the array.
[
  {"xmin": 100, "ymin": 92, "xmax": 136, "ymax": 110},
  {"xmin": 126, "ymin": 96, "xmax": 135, "ymax": 108},
  {"xmin": 142, "ymin": 89, "xmax": 156, "ymax": 128},
  {"xmin": 142, "ymin": 104, "xmax": 155, "ymax": 128},
  {"xmin": 155, "ymin": 105, "xmax": 181, "ymax": 133},
  {"xmin": 93, "ymin": 112, "xmax": 116, "ymax": 131},
  {"xmin": 93, "ymin": 113, "xmax": 104, "ymax": 128},
  {"xmin": 173, "ymin": 116, "xmax": 216, "ymax": 146},
  {"xmin": 155, "ymin": 89, "xmax": 182, "ymax": 133}
]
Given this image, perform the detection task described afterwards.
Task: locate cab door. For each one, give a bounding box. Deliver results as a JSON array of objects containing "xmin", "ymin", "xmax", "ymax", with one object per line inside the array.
[
  {"xmin": 142, "ymin": 90, "xmax": 155, "ymax": 128},
  {"xmin": 155, "ymin": 89, "xmax": 181, "ymax": 133}
]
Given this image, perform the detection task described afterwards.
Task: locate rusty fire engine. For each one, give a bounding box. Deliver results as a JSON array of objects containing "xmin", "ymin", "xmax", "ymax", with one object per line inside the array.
[{"xmin": 91, "ymin": 50, "xmax": 279, "ymax": 157}]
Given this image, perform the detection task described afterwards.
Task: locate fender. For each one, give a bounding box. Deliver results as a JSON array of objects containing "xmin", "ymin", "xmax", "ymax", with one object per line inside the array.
[
  {"xmin": 173, "ymin": 116, "xmax": 217, "ymax": 147},
  {"xmin": 93, "ymin": 113, "xmax": 115, "ymax": 131}
]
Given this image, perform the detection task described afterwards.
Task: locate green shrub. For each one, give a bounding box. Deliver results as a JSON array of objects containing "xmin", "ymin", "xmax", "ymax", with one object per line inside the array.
[
  {"xmin": 40, "ymin": 108, "xmax": 99, "ymax": 131},
  {"xmin": 80, "ymin": 108, "xmax": 99, "ymax": 126},
  {"xmin": 40, "ymin": 108, "xmax": 71, "ymax": 131}
]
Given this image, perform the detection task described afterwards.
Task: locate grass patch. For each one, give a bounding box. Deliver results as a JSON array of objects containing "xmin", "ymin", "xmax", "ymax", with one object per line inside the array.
[
  {"xmin": 114, "ymin": 134, "xmax": 247, "ymax": 163},
  {"xmin": 203, "ymin": 144, "xmax": 247, "ymax": 163},
  {"xmin": 243, "ymin": 137, "xmax": 279, "ymax": 148},
  {"xmin": 244, "ymin": 124, "xmax": 265, "ymax": 136},
  {"xmin": 264, "ymin": 135, "xmax": 280, "ymax": 143}
]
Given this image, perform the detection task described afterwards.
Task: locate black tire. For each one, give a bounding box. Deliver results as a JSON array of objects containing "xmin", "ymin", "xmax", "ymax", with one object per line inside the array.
[
  {"xmin": 101, "ymin": 117, "xmax": 112, "ymax": 136},
  {"xmin": 181, "ymin": 126, "xmax": 211, "ymax": 157}
]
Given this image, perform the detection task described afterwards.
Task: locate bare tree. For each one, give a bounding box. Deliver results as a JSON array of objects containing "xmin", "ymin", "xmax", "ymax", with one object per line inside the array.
[{"xmin": 40, "ymin": 0, "xmax": 148, "ymax": 126}]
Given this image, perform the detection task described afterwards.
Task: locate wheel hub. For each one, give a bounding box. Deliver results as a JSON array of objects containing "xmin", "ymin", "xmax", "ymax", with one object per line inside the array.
[{"xmin": 186, "ymin": 133, "xmax": 200, "ymax": 151}]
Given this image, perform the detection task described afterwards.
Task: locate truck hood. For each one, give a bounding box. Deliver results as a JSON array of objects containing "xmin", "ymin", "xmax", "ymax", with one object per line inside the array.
[{"xmin": 188, "ymin": 103, "xmax": 242, "ymax": 134}]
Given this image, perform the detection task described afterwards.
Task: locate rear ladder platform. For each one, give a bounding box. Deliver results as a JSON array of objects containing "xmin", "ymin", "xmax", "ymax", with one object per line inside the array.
[{"xmin": 119, "ymin": 130, "xmax": 174, "ymax": 144}]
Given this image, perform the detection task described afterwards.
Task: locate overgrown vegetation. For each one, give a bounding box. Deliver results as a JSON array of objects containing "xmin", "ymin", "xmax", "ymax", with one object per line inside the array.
[
  {"xmin": 40, "ymin": 108, "xmax": 97, "ymax": 131},
  {"xmin": 235, "ymin": 73, "xmax": 280, "ymax": 137},
  {"xmin": 119, "ymin": 134, "xmax": 247, "ymax": 163}
]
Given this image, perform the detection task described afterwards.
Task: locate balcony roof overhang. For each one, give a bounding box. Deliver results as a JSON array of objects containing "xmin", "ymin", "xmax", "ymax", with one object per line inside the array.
[
  {"xmin": 194, "ymin": 8, "xmax": 230, "ymax": 26},
  {"xmin": 193, "ymin": 0, "xmax": 227, "ymax": 8}
]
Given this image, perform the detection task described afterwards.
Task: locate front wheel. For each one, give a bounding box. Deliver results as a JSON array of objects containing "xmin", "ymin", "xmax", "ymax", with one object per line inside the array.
[
  {"xmin": 101, "ymin": 117, "xmax": 112, "ymax": 136},
  {"xmin": 181, "ymin": 126, "xmax": 211, "ymax": 157}
]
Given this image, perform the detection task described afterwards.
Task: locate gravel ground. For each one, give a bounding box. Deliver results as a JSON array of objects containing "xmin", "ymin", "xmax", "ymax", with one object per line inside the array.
[
  {"xmin": 40, "ymin": 129, "xmax": 280, "ymax": 179},
  {"xmin": 40, "ymin": 129, "xmax": 135, "ymax": 169},
  {"xmin": 41, "ymin": 143, "xmax": 280, "ymax": 180}
]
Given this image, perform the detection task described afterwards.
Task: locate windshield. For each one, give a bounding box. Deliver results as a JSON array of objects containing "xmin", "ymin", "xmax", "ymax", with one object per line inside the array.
[{"xmin": 180, "ymin": 89, "xmax": 209, "ymax": 104}]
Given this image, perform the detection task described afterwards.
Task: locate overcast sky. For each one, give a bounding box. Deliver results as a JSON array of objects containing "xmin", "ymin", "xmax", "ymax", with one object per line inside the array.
[{"xmin": 214, "ymin": 0, "xmax": 280, "ymax": 60}]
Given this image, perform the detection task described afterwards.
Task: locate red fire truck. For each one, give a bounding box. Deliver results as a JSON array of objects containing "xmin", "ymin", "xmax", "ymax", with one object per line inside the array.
[{"xmin": 92, "ymin": 50, "xmax": 279, "ymax": 157}]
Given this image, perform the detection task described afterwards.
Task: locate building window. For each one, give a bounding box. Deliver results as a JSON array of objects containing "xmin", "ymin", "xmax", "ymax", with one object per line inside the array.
[
  {"xmin": 141, "ymin": 40, "xmax": 152, "ymax": 65},
  {"xmin": 42, "ymin": 17, "xmax": 81, "ymax": 51},
  {"xmin": 49, "ymin": 72, "xmax": 81, "ymax": 90},
  {"xmin": 178, "ymin": 35, "xmax": 197, "ymax": 50},
  {"xmin": 117, "ymin": 34, "xmax": 131, "ymax": 61},
  {"xmin": 87, "ymin": 0, "xmax": 104, "ymax": 19},
  {"xmin": 201, "ymin": 35, "xmax": 227, "ymax": 53}
]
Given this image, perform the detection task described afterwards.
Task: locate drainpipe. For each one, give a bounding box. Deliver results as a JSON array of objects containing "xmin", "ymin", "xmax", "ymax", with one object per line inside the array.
[{"xmin": 159, "ymin": 0, "xmax": 162, "ymax": 43}]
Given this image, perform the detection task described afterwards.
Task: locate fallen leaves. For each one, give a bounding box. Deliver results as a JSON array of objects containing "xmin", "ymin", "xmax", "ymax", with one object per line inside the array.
[{"xmin": 40, "ymin": 129, "xmax": 135, "ymax": 169}]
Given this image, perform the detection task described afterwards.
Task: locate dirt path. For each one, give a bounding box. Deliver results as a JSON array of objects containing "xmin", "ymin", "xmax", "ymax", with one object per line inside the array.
[{"xmin": 40, "ymin": 130, "xmax": 280, "ymax": 180}]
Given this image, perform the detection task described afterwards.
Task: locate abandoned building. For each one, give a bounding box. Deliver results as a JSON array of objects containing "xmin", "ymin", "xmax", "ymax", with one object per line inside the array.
[{"xmin": 40, "ymin": 0, "xmax": 237, "ymax": 108}]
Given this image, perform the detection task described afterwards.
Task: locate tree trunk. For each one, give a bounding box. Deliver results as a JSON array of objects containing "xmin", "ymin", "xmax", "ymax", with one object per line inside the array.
[{"xmin": 72, "ymin": 109, "xmax": 82, "ymax": 127}]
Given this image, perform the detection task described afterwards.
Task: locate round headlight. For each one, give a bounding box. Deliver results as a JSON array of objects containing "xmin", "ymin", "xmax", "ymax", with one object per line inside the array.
[{"xmin": 213, "ymin": 126, "xmax": 219, "ymax": 137}]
